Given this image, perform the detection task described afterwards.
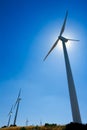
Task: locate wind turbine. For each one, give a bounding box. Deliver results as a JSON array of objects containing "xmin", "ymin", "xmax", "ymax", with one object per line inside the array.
[
  {"xmin": 7, "ymin": 105, "xmax": 13, "ymax": 127},
  {"xmin": 26, "ymin": 118, "xmax": 29, "ymax": 126},
  {"xmin": 44, "ymin": 11, "xmax": 82, "ymax": 123},
  {"xmin": 13, "ymin": 89, "xmax": 21, "ymax": 126}
]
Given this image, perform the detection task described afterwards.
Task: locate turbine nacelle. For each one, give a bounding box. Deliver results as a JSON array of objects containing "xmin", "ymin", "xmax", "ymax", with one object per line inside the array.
[
  {"xmin": 18, "ymin": 98, "xmax": 21, "ymax": 101},
  {"xmin": 59, "ymin": 36, "xmax": 68, "ymax": 43}
]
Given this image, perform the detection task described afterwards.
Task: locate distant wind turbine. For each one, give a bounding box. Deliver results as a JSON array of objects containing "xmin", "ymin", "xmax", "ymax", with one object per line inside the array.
[
  {"xmin": 44, "ymin": 11, "xmax": 82, "ymax": 123},
  {"xmin": 26, "ymin": 118, "xmax": 29, "ymax": 126},
  {"xmin": 7, "ymin": 105, "xmax": 13, "ymax": 127},
  {"xmin": 13, "ymin": 89, "xmax": 21, "ymax": 126}
]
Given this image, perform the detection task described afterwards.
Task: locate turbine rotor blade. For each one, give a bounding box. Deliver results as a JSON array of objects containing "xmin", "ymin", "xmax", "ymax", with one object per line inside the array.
[
  {"xmin": 14, "ymin": 88, "xmax": 21, "ymax": 109},
  {"xmin": 44, "ymin": 38, "xmax": 59, "ymax": 61},
  {"xmin": 14, "ymin": 100, "xmax": 18, "ymax": 109},
  {"xmin": 18, "ymin": 88, "xmax": 21, "ymax": 99},
  {"xmin": 8, "ymin": 105, "xmax": 13, "ymax": 116},
  {"xmin": 68, "ymin": 39, "xmax": 79, "ymax": 41},
  {"xmin": 59, "ymin": 11, "xmax": 68, "ymax": 36}
]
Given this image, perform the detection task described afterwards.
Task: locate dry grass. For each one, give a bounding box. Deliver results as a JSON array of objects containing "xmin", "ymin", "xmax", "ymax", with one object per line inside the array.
[{"xmin": 0, "ymin": 125, "xmax": 65, "ymax": 130}]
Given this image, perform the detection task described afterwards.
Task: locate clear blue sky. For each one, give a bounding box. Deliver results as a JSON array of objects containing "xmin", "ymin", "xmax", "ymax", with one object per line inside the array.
[{"xmin": 0, "ymin": 0, "xmax": 87, "ymax": 127}]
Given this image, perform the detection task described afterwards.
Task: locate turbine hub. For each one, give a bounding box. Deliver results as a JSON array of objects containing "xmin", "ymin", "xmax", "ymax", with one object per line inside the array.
[{"xmin": 59, "ymin": 36, "xmax": 68, "ymax": 43}]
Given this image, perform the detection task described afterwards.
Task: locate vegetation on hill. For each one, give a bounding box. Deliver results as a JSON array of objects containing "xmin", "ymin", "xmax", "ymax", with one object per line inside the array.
[{"xmin": 0, "ymin": 123, "xmax": 87, "ymax": 130}]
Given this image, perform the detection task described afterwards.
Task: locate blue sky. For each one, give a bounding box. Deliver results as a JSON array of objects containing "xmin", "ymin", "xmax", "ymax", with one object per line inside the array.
[{"xmin": 0, "ymin": 0, "xmax": 87, "ymax": 127}]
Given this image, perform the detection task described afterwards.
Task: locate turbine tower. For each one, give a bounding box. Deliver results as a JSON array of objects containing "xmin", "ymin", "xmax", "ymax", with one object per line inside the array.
[
  {"xmin": 7, "ymin": 105, "xmax": 13, "ymax": 127},
  {"xmin": 13, "ymin": 89, "xmax": 21, "ymax": 126},
  {"xmin": 44, "ymin": 11, "xmax": 82, "ymax": 123}
]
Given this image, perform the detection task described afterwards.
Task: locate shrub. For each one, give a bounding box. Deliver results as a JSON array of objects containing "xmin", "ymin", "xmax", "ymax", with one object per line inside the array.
[
  {"xmin": 45, "ymin": 123, "xmax": 57, "ymax": 127},
  {"xmin": 20, "ymin": 127, "xmax": 26, "ymax": 130}
]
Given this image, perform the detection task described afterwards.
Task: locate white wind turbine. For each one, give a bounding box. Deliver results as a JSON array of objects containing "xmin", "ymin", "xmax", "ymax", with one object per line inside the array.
[
  {"xmin": 7, "ymin": 105, "xmax": 13, "ymax": 127},
  {"xmin": 13, "ymin": 89, "xmax": 21, "ymax": 126},
  {"xmin": 44, "ymin": 11, "xmax": 82, "ymax": 123}
]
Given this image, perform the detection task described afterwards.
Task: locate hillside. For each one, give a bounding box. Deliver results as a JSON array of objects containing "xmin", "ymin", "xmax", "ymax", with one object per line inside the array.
[{"xmin": 0, "ymin": 123, "xmax": 87, "ymax": 130}]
